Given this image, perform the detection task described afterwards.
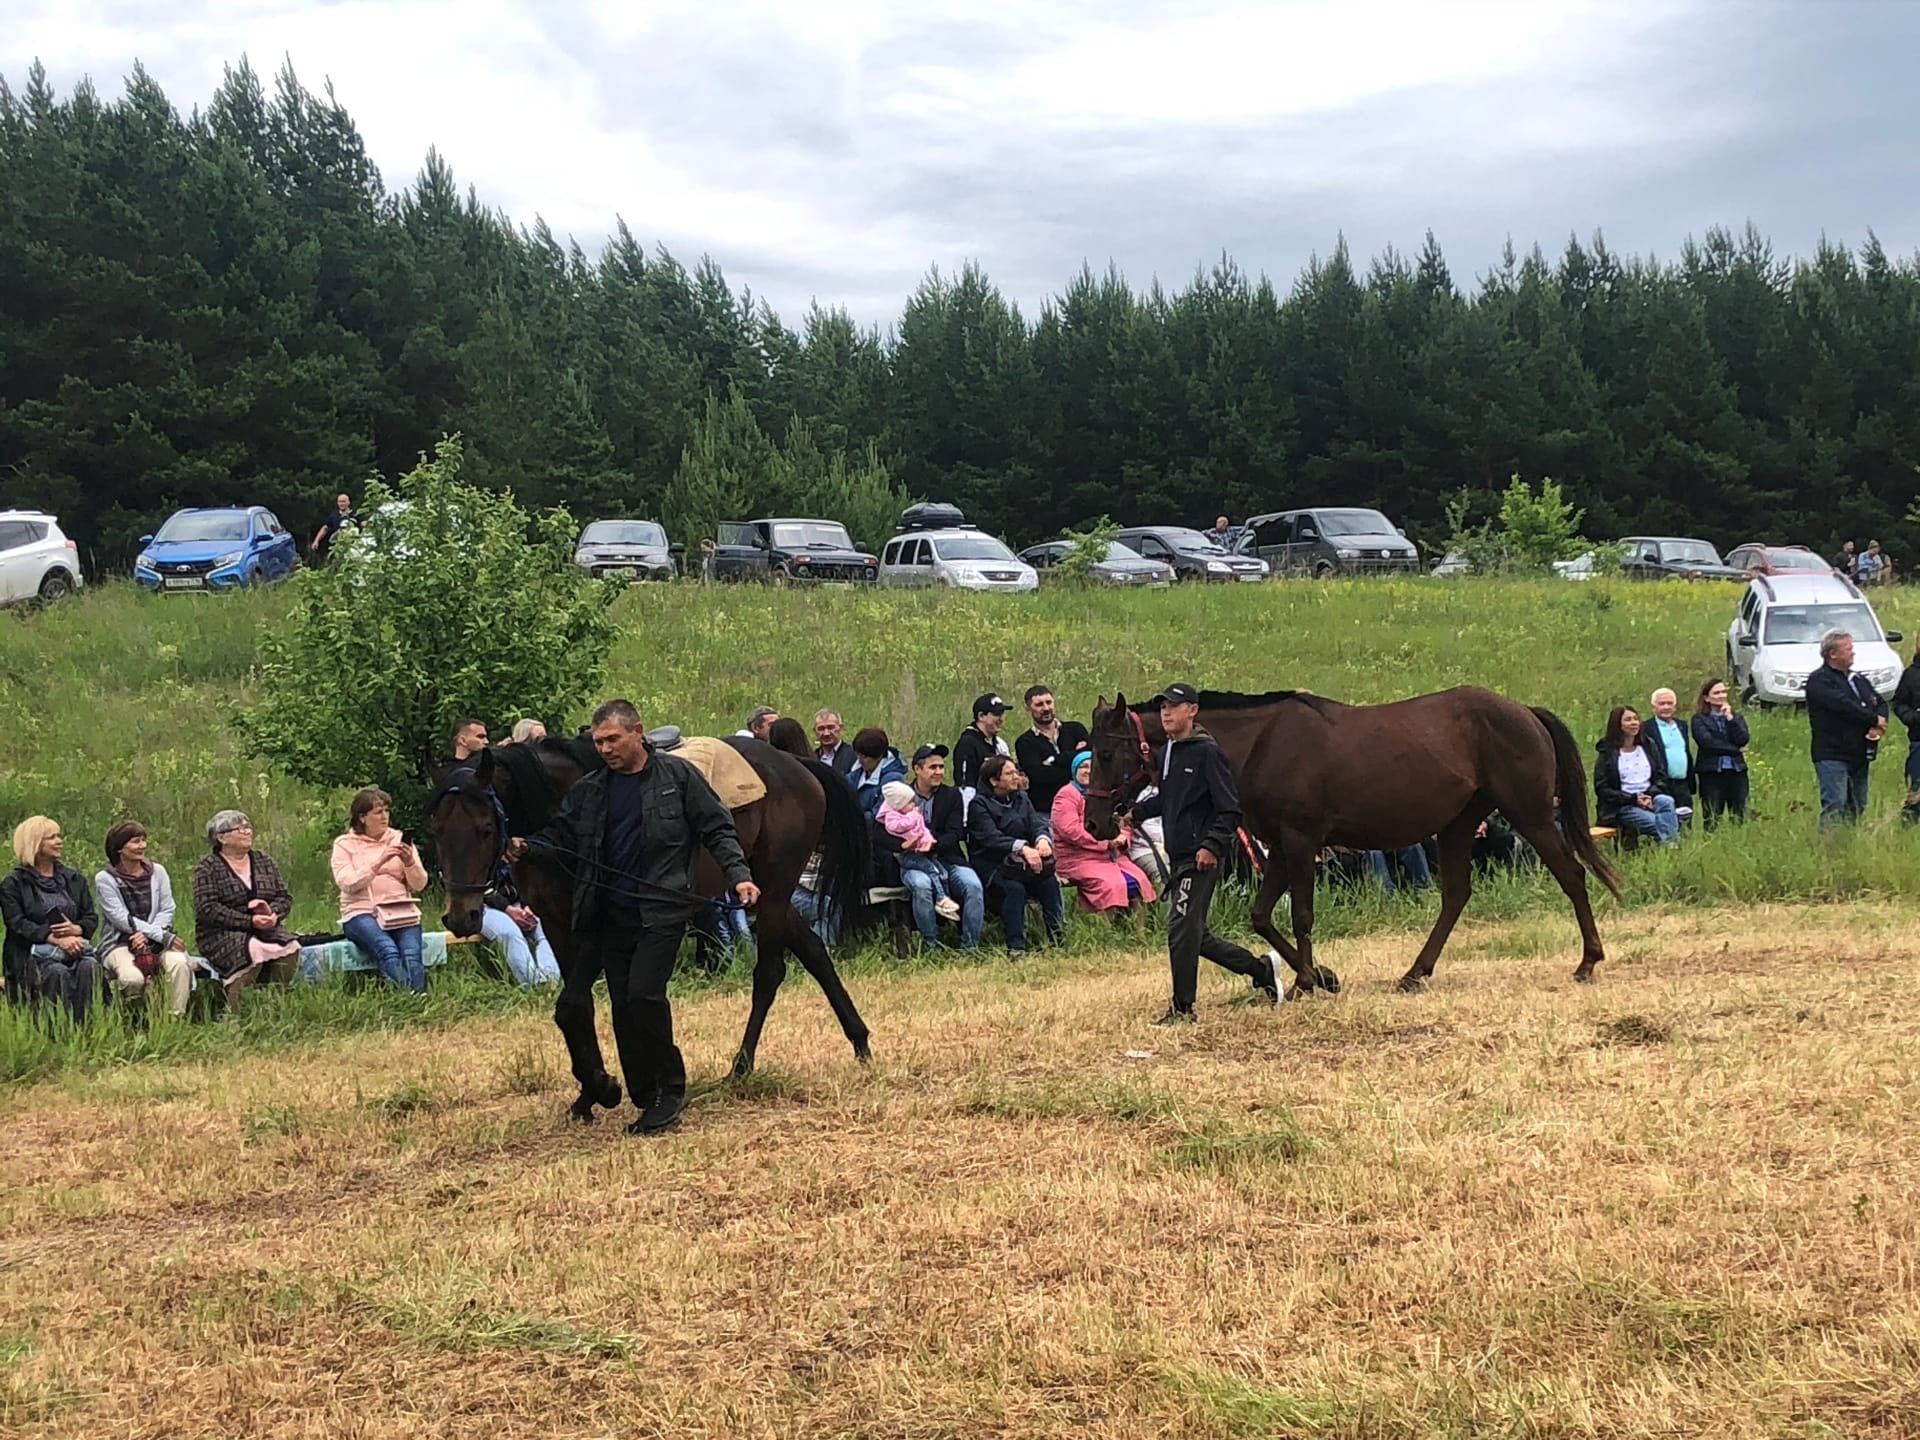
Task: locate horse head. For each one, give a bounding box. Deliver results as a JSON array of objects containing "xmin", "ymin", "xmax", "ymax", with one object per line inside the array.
[
  {"xmin": 425, "ymin": 747, "xmax": 501, "ymax": 938},
  {"xmin": 1083, "ymin": 691, "xmax": 1155, "ymax": 841}
]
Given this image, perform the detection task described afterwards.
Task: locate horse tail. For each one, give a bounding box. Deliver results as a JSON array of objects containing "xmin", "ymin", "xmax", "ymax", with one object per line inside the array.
[
  {"xmin": 800, "ymin": 757, "xmax": 874, "ymax": 938},
  {"xmin": 1530, "ymin": 705, "xmax": 1624, "ymax": 900}
]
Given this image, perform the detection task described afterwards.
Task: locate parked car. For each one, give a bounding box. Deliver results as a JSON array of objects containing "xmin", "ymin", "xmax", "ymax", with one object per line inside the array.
[
  {"xmin": 1723, "ymin": 542, "xmax": 1832, "ymax": 577},
  {"xmin": 1112, "ymin": 526, "xmax": 1268, "ymax": 582},
  {"xmin": 1235, "ymin": 508, "xmax": 1418, "ymax": 576},
  {"xmin": 1618, "ymin": 535, "xmax": 1745, "ymax": 582},
  {"xmin": 134, "ymin": 506, "xmax": 299, "ymax": 592},
  {"xmin": 1018, "ymin": 539, "xmax": 1174, "ymax": 587},
  {"xmin": 1727, "ymin": 572, "xmax": 1902, "ymax": 706},
  {"xmin": 705, "ymin": 518, "xmax": 877, "ymax": 584},
  {"xmin": 1431, "ymin": 550, "xmax": 1472, "ymax": 578},
  {"xmin": 574, "ymin": 519, "xmax": 680, "ymax": 581},
  {"xmin": 879, "ymin": 525, "xmax": 1037, "ymax": 591},
  {"xmin": 0, "ymin": 511, "xmax": 84, "ymax": 606}
]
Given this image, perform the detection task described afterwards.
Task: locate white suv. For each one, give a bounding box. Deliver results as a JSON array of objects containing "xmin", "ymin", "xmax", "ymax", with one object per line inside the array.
[
  {"xmin": 1727, "ymin": 573, "xmax": 1903, "ymax": 706},
  {"xmin": 0, "ymin": 511, "xmax": 84, "ymax": 606},
  {"xmin": 878, "ymin": 527, "xmax": 1038, "ymax": 591}
]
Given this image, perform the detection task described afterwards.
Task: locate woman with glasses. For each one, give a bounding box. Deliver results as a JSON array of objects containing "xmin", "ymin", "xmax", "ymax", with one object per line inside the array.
[{"xmin": 191, "ymin": 810, "xmax": 301, "ymax": 1009}]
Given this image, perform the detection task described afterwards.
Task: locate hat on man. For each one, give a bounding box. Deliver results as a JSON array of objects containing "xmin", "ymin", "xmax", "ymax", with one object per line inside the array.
[
  {"xmin": 1154, "ymin": 682, "xmax": 1200, "ymax": 707},
  {"xmin": 911, "ymin": 743, "xmax": 950, "ymax": 765},
  {"xmin": 972, "ymin": 693, "xmax": 1008, "ymax": 717},
  {"xmin": 745, "ymin": 705, "xmax": 779, "ymax": 729}
]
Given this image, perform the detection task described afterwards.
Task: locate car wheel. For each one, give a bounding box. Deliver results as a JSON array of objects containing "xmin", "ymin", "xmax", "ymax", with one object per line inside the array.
[
  {"xmin": 1313, "ymin": 562, "xmax": 1336, "ymax": 580},
  {"xmin": 37, "ymin": 570, "xmax": 73, "ymax": 603},
  {"xmin": 771, "ymin": 564, "xmax": 794, "ymax": 585}
]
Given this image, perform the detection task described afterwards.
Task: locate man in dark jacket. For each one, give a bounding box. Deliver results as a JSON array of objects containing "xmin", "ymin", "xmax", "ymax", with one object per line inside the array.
[
  {"xmin": 1890, "ymin": 643, "xmax": 1920, "ymax": 824},
  {"xmin": 812, "ymin": 709, "xmax": 858, "ymax": 778},
  {"xmin": 1128, "ymin": 684, "xmax": 1278, "ymax": 1023},
  {"xmin": 508, "ymin": 698, "xmax": 759, "ymax": 1135},
  {"xmin": 1013, "ymin": 685, "xmax": 1089, "ymax": 817},
  {"xmin": 967, "ymin": 755, "xmax": 1065, "ymax": 951},
  {"xmin": 871, "ymin": 744, "xmax": 984, "ymax": 949},
  {"xmin": 952, "ymin": 694, "xmax": 1010, "ymax": 811},
  {"xmin": 1805, "ymin": 630, "xmax": 1888, "ymax": 828}
]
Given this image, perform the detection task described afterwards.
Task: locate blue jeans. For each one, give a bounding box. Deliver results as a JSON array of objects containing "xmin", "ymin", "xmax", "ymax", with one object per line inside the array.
[
  {"xmin": 900, "ymin": 862, "xmax": 985, "ymax": 948},
  {"xmin": 342, "ymin": 914, "xmax": 426, "ymax": 991},
  {"xmin": 1366, "ymin": 845, "xmax": 1433, "ymax": 894},
  {"xmin": 479, "ymin": 906, "xmax": 560, "ymax": 986},
  {"xmin": 789, "ymin": 886, "xmax": 840, "ymax": 945},
  {"xmin": 1815, "ymin": 759, "xmax": 1870, "ymax": 828},
  {"xmin": 1904, "ymin": 745, "xmax": 1920, "ymax": 823},
  {"xmin": 991, "ymin": 868, "xmax": 1066, "ymax": 950},
  {"xmin": 1616, "ymin": 793, "xmax": 1681, "ymax": 844}
]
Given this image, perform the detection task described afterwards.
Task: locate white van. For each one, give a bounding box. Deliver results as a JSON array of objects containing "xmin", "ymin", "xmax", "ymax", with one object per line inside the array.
[
  {"xmin": 1727, "ymin": 573, "xmax": 1903, "ymax": 706},
  {"xmin": 878, "ymin": 527, "xmax": 1038, "ymax": 591}
]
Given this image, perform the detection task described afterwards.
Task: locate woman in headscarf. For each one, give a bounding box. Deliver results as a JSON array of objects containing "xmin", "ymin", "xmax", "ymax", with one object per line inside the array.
[
  {"xmin": 0, "ymin": 816, "xmax": 103, "ymax": 1019},
  {"xmin": 1050, "ymin": 750, "xmax": 1156, "ymax": 915},
  {"xmin": 191, "ymin": 809, "xmax": 301, "ymax": 1009}
]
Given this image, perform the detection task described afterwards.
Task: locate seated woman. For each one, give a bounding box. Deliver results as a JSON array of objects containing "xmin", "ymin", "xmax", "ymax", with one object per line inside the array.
[
  {"xmin": 0, "ymin": 816, "xmax": 104, "ymax": 1020},
  {"xmin": 1594, "ymin": 706, "xmax": 1680, "ymax": 845},
  {"xmin": 966, "ymin": 755, "xmax": 1065, "ymax": 952},
  {"xmin": 1052, "ymin": 751, "xmax": 1157, "ymax": 916},
  {"xmin": 331, "ymin": 788, "xmax": 429, "ymax": 992},
  {"xmin": 192, "ymin": 810, "xmax": 301, "ymax": 1008},
  {"xmin": 94, "ymin": 821, "xmax": 195, "ymax": 1017}
]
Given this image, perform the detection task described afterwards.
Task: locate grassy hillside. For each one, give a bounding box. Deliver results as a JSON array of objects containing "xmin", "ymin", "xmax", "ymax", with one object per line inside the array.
[{"xmin": 4, "ymin": 573, "xmax": 1916, "ymax": 930}]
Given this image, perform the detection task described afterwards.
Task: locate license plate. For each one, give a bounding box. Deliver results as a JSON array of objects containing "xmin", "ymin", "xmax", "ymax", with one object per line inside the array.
[
  {"xmin": 1236, "ymin": 573, "xmax": 1263, "ymax": 582},
  {"xmin": 607, "ymin": 567, "xmax": 637, "ymax": 580},
  {"xmin": 163, "ymin": 577, "xmax": 205, "ymax": 590}
]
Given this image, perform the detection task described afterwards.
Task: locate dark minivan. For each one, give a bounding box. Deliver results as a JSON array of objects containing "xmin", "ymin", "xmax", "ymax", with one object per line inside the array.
[{"xmin": 1237, "ymin": 507, "xmax": 1419, "ymax": 577}]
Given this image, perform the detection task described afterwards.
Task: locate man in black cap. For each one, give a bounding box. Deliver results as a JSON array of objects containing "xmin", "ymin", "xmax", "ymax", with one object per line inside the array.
[
  {"xmin": 953, "ymin": 693, "xmax": 1011, "ymax": 813},
  {"xmin": 1128, "ymin": 683, "xmax": 1278, "ymax": 1023}
]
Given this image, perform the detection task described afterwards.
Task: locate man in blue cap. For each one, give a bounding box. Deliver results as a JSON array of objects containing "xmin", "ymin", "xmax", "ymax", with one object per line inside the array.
[{"xmin": 1127, "ymin": 682, "xmax": 1277, "ymax": 1023}]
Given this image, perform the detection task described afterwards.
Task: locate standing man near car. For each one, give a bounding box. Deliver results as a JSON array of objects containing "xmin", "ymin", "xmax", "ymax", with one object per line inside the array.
[
  {"xmin": 1806, "ymin": 630, "xmax": 1888, "ymax": 828},
  {"xmin": 310, "ymin": 492, "xmax": 358, "ymax": 564},
  {"xmin": 1014, "ymin": 685, "xmax": 1088, "ymax": 817},
  {"xmin": 1128, "ymin": 684, "xmax": 1278, "ymax": 1024},
  {"xmin": 507, "ymin": 699, "xmax": 759, "ymax": 1135},
  {"xmin": 1205, "ymin": 515, "xmax": 1233, "ymax": 549}
]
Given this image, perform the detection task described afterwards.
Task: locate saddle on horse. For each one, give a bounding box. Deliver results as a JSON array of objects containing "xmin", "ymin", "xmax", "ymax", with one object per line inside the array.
[{"xmin": 645, "ymin": 726, "xmax": 766, "ymax": 811}]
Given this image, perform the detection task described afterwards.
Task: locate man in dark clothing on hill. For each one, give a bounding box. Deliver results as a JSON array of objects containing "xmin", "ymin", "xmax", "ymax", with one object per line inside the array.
[
  {"xmin": 1890, "ymin": 641, "xmax": 1920, "ymax": 824},
  {"xmin": 1805, "ymin": 629, "xmax": 1888, "ymax": 828},
  {"xmin": 508, "ymin": 698, "xmax": 759, "ymax": 1135},
  {"xmin": 1013, "ymin": 684, "xmax": 1088, "ymax": 817},
  {"xmin": 1127, "ymin": 684, "xmax": 1278, "ymax": 1024},
  {"xmin": 310, "ymin": 492, "xmax": 358, "ymax": 563},
  {"xmin": 953, "ymin": 694, "xmax": 1010, "ymax": 812}
]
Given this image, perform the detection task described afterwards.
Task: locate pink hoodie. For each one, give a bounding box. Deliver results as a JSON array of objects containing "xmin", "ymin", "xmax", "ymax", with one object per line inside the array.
[{"xmin": 331, "ymin": 830, "xmax": 428, "ymax": 926}]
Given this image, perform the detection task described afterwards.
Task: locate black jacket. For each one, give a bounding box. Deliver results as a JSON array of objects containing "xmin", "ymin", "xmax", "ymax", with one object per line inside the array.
[
  {"xmin": 524, "ymin": 751, "xmax": 751, "ymax": 931},
  {"xmin": 872, "ymin": 784, "xmax": 969, "ymax": 868},
  {"xmin": 1689, "ymin": 711, "xmax": 1751, "ymax": 774},
  {"xmin": 0, "ymin": 862, "xmax": 97, "ymax": 1003},
  {"xmin": 951, "ymin": 725, "xmax": 1004, "ymax": 795},
  {"xmin": 1014, "ymin": 722, "xmax": 1089, "ymax": 815},
  {"xmin": 1805, "ymin": 664, "xmax": 1888, "ymax": 765},
  {"xmin": 966, "ymin": 788, "xmax": 1054, "ymax": 874},
  {"xmin": 1593, "ymin": 739, "xmax": 1671, "ymax": 825},
  {"xmin": 1644, "ymin": 715, "xmax": 1695, "ymax": 801},
  {"xmin": 816, "ymin": 742, "xmax": 858, "ymax": 778},
  {"xmin": 1131, "ymin": 728, "xmax": 1241, "ymax": 864},
  {"xmin": 1891, "ymin": 663, "xmax": 1920, "ymax": 738}
]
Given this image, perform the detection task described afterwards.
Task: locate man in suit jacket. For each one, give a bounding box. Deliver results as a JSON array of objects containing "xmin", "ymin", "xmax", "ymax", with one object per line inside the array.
[{"xmin": 813, "ymin": 709, "xmax": 857, "ymax": 777}]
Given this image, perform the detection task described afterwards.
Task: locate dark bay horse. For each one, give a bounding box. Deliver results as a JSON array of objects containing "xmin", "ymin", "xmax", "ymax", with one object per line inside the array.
[
  {"xmin": 427, "ymin": 735, "xmax": 873, "ymax": 1117},
  {"xmin": 1085, "ymin": 687, "xmax": 1622, "ymax": 993}
]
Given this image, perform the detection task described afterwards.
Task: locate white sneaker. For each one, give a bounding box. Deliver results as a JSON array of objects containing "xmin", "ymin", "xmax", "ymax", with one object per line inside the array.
[{"xmin": 934, "ymin": 896, "xmax": 961, "ymax": 921}]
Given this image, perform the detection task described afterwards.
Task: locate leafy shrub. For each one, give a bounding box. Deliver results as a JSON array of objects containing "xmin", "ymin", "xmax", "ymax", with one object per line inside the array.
[{"xmin": 1054, "ymin": 515, "xmax": 1121, "ymax": 585}]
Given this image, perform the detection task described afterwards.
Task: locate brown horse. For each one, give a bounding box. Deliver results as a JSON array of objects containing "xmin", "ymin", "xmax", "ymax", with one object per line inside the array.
[
  {"xmin": 427, "ymin": 735, "xmax": 872, "ymax": 1118},
  {"xmin": 1084, "ymin": 687, "xmax": 1621, "ymax": 992}
]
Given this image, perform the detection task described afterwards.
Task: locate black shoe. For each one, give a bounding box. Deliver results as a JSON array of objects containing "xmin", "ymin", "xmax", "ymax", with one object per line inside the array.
[
  {"xmin": 626, "ymin": 1090, "xmax": 686, "ymax": 1136},
  {"xmin": 1152, "ymin": 1006, "xmax": 1197, "ymax": 1026},
  {"xmin": 1253, "ymin": 957, "xmax": 1280, "ymax": 1004},
  {"xmin": 568, "ymin": 1072, "xmax": 624, "ymax": 1122}
]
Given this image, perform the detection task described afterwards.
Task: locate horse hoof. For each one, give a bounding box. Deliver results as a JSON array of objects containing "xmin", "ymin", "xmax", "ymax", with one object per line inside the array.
[
  {"xmin": 595, "ymin": 1075, "xmax": 622, "ymax": 1110},
  {"xmin": 1314, "ymin": 966, "xmax": 1342, "ymax": 995},
  {"xmin": 1573, "ymin": 966, "xmax": 1598, "ymax": 985},
  {"xmin": 730, "ymin": 1051, "xmax": 755, "ymax": 1081},
  {"xmin": 854, "ymin": 1040, "xmax": 873, "ymax": 1066},
  {"xmin": 567, "ymin": 1096, "xmax": 597, "ymax": 1123},
  {"xmin": 1395, "ymin": 974, "xmax": 1427, "ymax": 995}
]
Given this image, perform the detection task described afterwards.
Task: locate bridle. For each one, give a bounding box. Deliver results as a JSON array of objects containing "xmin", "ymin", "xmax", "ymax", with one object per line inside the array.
[
  {"xmin": 1084, "ymin": 708, "xmax": 1156, "ymax": 802},
  {"xmin": 427, "ymin": 778, "xmax": 507, "ymax": 898}
]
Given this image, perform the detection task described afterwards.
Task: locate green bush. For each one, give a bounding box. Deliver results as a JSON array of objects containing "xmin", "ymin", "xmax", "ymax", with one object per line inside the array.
[{"xmin": 1054, "ymin": 515, "xmax": 1121, "ymax": 585}]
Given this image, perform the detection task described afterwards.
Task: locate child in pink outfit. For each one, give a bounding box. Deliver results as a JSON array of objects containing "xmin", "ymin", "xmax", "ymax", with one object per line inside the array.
[{"xmin": 880, "ymin": 781, "xmax": 961, "ymax": 920}]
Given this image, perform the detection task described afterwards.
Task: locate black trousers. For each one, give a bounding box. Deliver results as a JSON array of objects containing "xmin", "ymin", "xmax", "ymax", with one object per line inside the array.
[
  {"xmin": 1166, "ymin": 860, "xmax": 1265, "ymax": 1010},
  {"xmin": 1697, "ymin": 769, "xmax": 1748, "ymax": 824},
  {"xmin": 564, "ymin": 916, "xmax": 689, "ymax": 1107}
]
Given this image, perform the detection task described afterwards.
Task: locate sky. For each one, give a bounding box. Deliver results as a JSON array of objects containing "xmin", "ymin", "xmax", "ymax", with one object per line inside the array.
[{"xmin": 9, "ymin": 0, "xmax": 1920, "ymax": 328}]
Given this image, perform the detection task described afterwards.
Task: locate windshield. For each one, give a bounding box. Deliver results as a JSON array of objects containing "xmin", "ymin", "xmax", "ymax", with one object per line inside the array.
[
  {"xmin": 581, "ymin": 521, "xmax": 665, "ymax": 547},
  {"xmin": 1764, "ymin": 549, "xmax": 1827, "ymax": 571},
  {"xmin": 1317, "ymin": 509, "xmax": 1397, "ymax": 537},
  {"xmin": 1104, "ymin": 542, "xmax": 1149, "ymax": 563},
  {"xmin": 1764, "ymin": 602, "xmax": 1883, "ymax": 646},
  {"xmin": 156, "ymin": 512, "xmax": 249, "ymax": 543},
  {"xmin": 771, "ymin": 522, "xmax": 854, "ymax": 550},
  {"xmin": 933, "ymin": 536, "xmax": 1017, "ymax": 563},
  {"xmin": 1157, "ymin": 527, "xmax": 1228, "ymax": 555},
  {"xmin": 1659, "ymin": 541, "xmax": 1724, "ymax": 566}
]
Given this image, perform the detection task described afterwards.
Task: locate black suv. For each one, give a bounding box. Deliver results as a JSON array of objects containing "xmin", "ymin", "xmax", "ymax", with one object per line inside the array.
[
  {"xmin": 1238, "ymin": 507, "xmax": 1419, "ymax": 576},
  {"xmin": 1112, "ymin": 525, "xmax": 1268, "ymax": 582},
  {"xmin": 1618, "ymin": 536, "xmax": 1745, "ymax": 582},
  {"xmin": 705, "ymin": 518, "xmax": 877, "ymax": 583}
]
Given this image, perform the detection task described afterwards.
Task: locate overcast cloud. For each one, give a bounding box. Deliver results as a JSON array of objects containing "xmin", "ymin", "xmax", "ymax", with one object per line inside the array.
[{"xmin": 9, "ymin": 0, "xmax": 1920, "ymax": 327}]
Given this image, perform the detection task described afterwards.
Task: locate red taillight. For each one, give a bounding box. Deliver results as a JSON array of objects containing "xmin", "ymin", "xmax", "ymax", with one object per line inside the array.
[{"xmin": 65, "ymin": 539, "xmax": 76, "ymax": 550}]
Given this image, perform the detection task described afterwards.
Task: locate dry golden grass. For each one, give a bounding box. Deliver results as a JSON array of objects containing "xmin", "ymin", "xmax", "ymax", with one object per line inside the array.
[{"xmin": 5, "ymin": 901, "xmax": 1920, "ymax": 1439}]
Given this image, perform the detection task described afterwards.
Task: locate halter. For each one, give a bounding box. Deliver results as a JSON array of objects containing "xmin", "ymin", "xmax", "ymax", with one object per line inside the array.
[
  {"xmin": 426, "ymin": 777, "xmax": 509, "ymax": 897},
  {"xmin": 1085, "ymin": 709, "xmax": 1156, "ymax": 802}
]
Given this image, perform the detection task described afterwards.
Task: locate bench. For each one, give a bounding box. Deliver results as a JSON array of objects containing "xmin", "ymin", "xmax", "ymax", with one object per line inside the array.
[{"xmin": 296, "ymin": 931, "xmax": 481, "ymax": 982}]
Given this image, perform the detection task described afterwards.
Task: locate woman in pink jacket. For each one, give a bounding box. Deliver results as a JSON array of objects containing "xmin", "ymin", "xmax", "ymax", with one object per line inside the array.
[
  {"xmin": 331, "ymin": 787, "xmax": 430, "ymax": 991},
  {"xmin": 1051, "ymin": 751, "xmax": 1155, "ymax": 916}
]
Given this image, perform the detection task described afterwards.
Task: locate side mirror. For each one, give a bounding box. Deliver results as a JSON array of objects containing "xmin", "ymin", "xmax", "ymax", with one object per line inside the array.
[
  {"xmin": 668, "ymin": 542, "xmax": 686, "ymax": 556},
  {"xmin": 1888, "ymin": 631, "xmax": 1904, "ymax": 644},
  {"xmin": 1395, "ymin": 526, "xmax": 1407, "ymax": 537},
  {"xmin": 1737, "ymin": 635, "xmax": 1757, "ymax": 647},
  {"xmin": 139, "ymin": 534, "xmax": 154, "ymax": 546}
]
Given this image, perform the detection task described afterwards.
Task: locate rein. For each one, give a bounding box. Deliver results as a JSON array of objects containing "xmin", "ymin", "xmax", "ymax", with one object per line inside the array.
[{"xmin": 1086, "ymin": 709, "xmax": 1156, "ymax": 801}]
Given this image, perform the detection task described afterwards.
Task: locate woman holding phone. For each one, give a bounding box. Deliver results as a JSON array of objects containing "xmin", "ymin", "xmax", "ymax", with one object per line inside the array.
[{"xmin": 331, "ymin": 787, "xmax": 430, "ymax": 992}]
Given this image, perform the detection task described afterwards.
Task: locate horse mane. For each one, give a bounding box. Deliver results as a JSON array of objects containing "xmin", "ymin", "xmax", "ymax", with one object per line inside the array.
[
  {"xmin": 487, "ymin": 737, "xmax": 601, "ymax": 831},
  {"xmin": 1124, "ymin": 689, "xmax": 1340, "ymax": 717}
]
